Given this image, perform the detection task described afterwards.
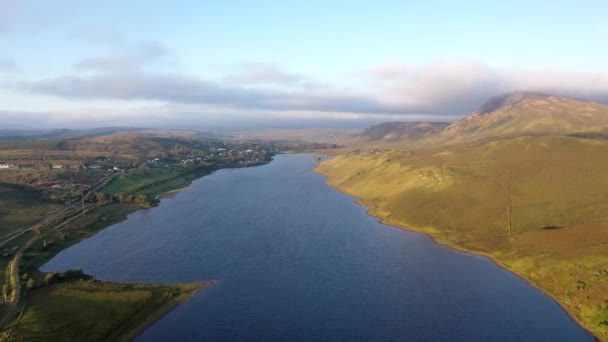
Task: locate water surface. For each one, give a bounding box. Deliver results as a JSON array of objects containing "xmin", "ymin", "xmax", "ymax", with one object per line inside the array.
[{"xmin": 42, "ymin": 154, "xmax": 593, "ymax": 341}]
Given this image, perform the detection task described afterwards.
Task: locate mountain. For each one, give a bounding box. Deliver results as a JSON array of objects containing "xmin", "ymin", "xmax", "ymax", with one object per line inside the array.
[
  {"xmin": 357, "ymin": 122, "xmax": 449, "ymax": 142},
  {"xmin": 441, "ymin": 92, "xmax": 608, "ymax": 143}
]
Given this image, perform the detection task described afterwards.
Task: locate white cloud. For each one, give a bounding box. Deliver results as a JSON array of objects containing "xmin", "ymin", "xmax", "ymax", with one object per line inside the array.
[
  {"xmin": 362, "ymin": 60, "xmax": 608, "ymax": 114},
  {"xmin": 223, "ymin": 62, "xmax": 309, "ymax": 86}
]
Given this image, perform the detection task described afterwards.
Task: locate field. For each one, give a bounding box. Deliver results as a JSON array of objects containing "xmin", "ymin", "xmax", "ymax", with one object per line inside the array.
[
  {"xmin": 101, "ymin": 164, "xmax": 216, "ymax": 198},
  {"xmin": 102, "ymin": 168, "xmax": 184, "ymax": 195},
  {"xmin": 1, "ymin": 280, "xmax": 208, "ymax": 342},
  {"xmin": 316, "ymin": 135, "xmax": 608, "ymax": 339},
  {"xmin": 0, "ymin": 184, "xmax": 61, "ymax": 235}
]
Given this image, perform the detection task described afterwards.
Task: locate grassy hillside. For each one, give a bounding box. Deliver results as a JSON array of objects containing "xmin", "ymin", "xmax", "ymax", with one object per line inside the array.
[{"xmin": 316, "ymin": 135, "xmax": 608, "ymax": 339}]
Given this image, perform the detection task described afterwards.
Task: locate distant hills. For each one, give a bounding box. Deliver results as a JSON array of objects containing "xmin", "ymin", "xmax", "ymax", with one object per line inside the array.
[
  {"xmin": 357, "ymin": 92, "xmax": 608, "ymax": 145},
  {"xmin": 0, "ymin": 127, "xmax": 223, "ymax": 142},
  {"xmin": 357, "ymin": 122, "xmax": 449, "ymax": 142}
]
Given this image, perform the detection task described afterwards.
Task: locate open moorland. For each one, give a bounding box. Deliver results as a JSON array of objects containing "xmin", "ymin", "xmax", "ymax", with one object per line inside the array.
[{"xmin": 316, "ymin": 92, "xmax": 608, "ymax": 340}]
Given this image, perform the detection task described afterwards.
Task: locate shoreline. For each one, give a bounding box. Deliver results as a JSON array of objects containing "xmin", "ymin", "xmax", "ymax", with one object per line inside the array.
[
  {"xmin": 312, "ymin": 167, "xmax": 601, "ymax": 342},
  {"xmin": 120, "ymin": 280, "xmax": 215, "ymax": 342}
]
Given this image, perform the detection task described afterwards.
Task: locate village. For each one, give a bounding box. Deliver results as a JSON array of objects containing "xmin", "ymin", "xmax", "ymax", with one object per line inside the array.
[{"xmin": 0, "ymin": 135, "xmax": 277, "ymax": 210}]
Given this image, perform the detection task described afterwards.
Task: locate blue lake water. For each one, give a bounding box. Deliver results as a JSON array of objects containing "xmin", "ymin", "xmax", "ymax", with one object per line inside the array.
[{"xmin": 42, "ymin": 153, "xmax": 594, "ymax": 341}]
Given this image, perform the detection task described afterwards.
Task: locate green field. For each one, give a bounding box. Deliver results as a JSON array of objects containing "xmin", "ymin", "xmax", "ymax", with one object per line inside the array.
[
  {"xmin": 1, "ymin": 280, "xmax": 207, "ymax": 342},
  {"xmin": 102, "ymin": 164, "xmax": 218, "ymax": 199},
  {"xmin": 316, "ymin": 135, "xmax": 608, "ymax": 339},
  {"xmin": 0, "ymin": 184, "xmax": 61, "ymax": 235},
  {"xmin": 102, "ymin": 168, "xmax": 182, "ymax": 195}
]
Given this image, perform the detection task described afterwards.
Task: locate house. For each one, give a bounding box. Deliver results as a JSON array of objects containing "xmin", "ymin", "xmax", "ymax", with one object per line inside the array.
[
  {"xmin": 0, "ymin": 164, "xmax": 10, "ymax": 169},
  {"xmin": 52, "ymin": 164, "xmax": 64, "ymax": 169},
  {"xmin": 88, "ymin": 164, "xmax": 101, "ymax": 169}
]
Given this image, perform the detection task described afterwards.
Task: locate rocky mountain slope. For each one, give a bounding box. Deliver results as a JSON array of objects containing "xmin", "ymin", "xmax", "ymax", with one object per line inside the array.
[
  {"xmin": 440, "ymin": 92, "xmax": 608, "ymax": 143},
  {"xmin": 357, "ymin": 122, "xmax": 449, "ymax": 142}
]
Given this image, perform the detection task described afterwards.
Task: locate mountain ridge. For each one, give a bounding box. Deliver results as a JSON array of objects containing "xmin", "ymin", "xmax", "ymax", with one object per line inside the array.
[
  {"xmin": 357, "ymin": 122, "xmax": 449, "ymax": 142},
  {"xmin": 440, "ymin": 92, "xmax": 608, "ymax": 142}
]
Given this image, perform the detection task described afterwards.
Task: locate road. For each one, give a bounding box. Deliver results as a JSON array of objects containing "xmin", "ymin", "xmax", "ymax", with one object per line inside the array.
[{"xmin": 0, "ymin": 232, "xmax": 41, "ymax": 329}]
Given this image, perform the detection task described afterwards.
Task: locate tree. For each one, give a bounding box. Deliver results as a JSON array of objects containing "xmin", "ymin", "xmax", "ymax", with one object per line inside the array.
[
  {"xmin": 44, "ymin": 272, "xmax": 57, "ymax": 285},
  {"xmin": 95, "ymin": 192, "xmax": 109, "ymax": 203},
  {"xmin": 138, "ymin": 164, "xmax": 149, "ymax": 175}
]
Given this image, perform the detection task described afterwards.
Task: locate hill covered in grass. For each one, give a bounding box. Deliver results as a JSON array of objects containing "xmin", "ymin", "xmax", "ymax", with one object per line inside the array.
[{"xmin": 316, "ymin": 92, "xmax": 608, "ymax": 339}]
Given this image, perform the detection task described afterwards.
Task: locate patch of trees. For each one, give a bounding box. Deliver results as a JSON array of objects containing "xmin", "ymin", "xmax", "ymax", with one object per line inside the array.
[
  {"xmin": 89, "ymin": 192, "xmax": 152, "ymax": 205},
  {"xmin": 44, "ymin": 268, "xmax": 91, "ymax": 286},
  {"xmin": 113, "ymin": 192, "xmax": 151, "ymax": 205}
]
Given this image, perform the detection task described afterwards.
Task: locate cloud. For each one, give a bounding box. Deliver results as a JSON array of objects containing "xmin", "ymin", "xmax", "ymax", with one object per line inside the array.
[
  {"xmin": 223, "ymin": 62, "xmax": 309, "ymax": 86},
  {"xmin": 75, "ymin": 56, "xmax": 141, "ymax": 71},
  {"xmin": 364, "ymin": 61, "xmax": 411, "ymax": 79},
  {"xmin": 363, "ymin": 60, "xmax": 608, "ymax": 114},
  {"xmin": 136, "ymin": 40, "xmax": 172, "ymax": 58},
  {"xmin": 14, "ymin": 59, "xmax": 608, "ymax": 123},
  {"xmin": 21, "ymin": 71, "xmax": 404, "ymax": 114},
  {"xmin": 0, "ymin": 59, "xmax": 19, "ymax": 72},
  {"xmin": 73, "ymin": 40, "xmax": 176, "ymax": 72},
  {"xmin": 77, "ymin": 28, "xmax": 126, "ymax": 46}
]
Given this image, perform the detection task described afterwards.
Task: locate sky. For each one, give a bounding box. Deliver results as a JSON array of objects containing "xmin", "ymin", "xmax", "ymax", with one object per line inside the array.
[{"xmin": 1, "ymin": 0, "xmax": 608, "ymax": 130}]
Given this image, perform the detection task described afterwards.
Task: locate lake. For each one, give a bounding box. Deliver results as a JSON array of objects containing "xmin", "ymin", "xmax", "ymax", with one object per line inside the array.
[{"xmin": 42, "ymin": 153, "xmax": 593, "ymax": 341}]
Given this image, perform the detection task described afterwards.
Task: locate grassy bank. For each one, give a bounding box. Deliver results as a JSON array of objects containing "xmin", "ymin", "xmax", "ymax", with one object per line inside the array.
[
  {"xmin": 1, "ymin": 281, "xmax": 210, "ymax": 342},
  {"xmin": 315, "ymin": 135, "xmax": 608, "ymax": 340}
]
